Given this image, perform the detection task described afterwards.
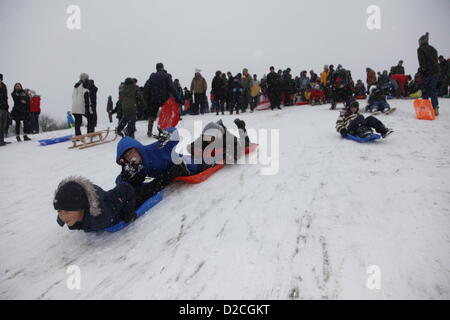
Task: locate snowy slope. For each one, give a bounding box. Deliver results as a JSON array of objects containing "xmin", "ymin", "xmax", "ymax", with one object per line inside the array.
[{"xmin": 0, "ymin": 99, "xmax": 449, "ymax": 300}]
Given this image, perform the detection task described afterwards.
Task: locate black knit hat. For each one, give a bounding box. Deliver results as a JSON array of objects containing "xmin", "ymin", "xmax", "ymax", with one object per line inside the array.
[
  {"xmin": 0, "ymin": 74, "xmax": 3, "ymax": 81},
  {"xmin": 53, "ymin": 181, "xmax": 89, "ymax": 211}
]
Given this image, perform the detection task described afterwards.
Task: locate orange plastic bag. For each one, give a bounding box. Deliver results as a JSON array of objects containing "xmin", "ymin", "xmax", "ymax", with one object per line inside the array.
[{"xmin": 414, "ymin": 99, "xmax": 436, "ymax": 120}]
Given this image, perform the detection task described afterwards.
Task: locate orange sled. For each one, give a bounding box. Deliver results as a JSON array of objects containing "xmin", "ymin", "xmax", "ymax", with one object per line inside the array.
[
  {"xmin": 175, "ymin": 143, "xmax": 259, "ymax": 184},
  {"xmin": 414, "ymin": 99, "xmax": 436, "ymax": 120}
]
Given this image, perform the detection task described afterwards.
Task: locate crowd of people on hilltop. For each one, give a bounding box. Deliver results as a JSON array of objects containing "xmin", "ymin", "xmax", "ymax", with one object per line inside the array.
[
  {"xmin": 98, "ymin": 32, "xmax": 447, "ymax": 140},
  {"xmin": 0, "ymin": 73, "xmax": 41, "ymax": 146},
  {"xmin": 1, "ymin": 32, "xmax": 448, "ymax": 148}
]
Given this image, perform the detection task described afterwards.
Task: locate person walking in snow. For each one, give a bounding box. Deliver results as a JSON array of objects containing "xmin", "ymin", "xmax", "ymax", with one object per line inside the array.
[
  {"xmin": 143, "ymin": 63, "xmax": 181, "ymax": 137},
  {"xmin": 336, "ymin": 101, "xmax": 393, "ymax": 139}
]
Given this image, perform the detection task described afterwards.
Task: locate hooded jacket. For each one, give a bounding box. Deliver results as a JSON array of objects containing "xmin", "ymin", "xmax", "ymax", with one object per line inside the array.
[
  {"xmin": 115, "ymin": 129, "xmax": 199, "ymax": 183},
  {"xmin": 54, "ymin": 176, "xmax": 136, "ymax": 232},
  {"xmin": 418, "ymin": 43, "xmax": 440, "ymax": 77},
  {"xmin": 144, "ymin": 70, "xmax": 178, "ymax": 105}
]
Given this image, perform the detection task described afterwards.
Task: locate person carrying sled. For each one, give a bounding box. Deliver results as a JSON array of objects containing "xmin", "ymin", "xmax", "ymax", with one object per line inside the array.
[
  {"xmin": 189, "ymin": 119, "xmax": 251, "ymax": 166},
  {"xmin": 336, "ymin": 101, "xmax": 393, "ymax": 140}
]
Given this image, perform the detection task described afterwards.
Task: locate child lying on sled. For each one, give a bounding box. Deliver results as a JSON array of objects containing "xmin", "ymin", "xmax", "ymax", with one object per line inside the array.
[
  {"xmin": 188, "ymin": 118, "xmax": 251, "ymax": 166},
  {"xmin": 53, "ymin": 163, "xmax": 187, "ymax": 232}
]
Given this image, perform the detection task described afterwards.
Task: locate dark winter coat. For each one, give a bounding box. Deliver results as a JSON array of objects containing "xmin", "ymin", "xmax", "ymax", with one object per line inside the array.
[
  {"xmin": 211, "ymin": 75, "xmax": 226, "ymax": 100},
  {"xmin": 267, "ymin": 72, "xmax": 281, "ymax": 93},
  {"xmin": 391, "ymin": 65, "xmax": 405, "ymax": 75},
  {"xmin": 0, "ymin": 83, "xmax": 8, "ymax": 111},
  {"xmin": 120, "ymin": 83, "xmax": 145, "ymax": 117},
  {"xmin": 55, "ymin": 176, "xmax": 136, "ymax": 233},
  {"xmin": 144, "ymin": 71, "xmax": 178, "ymax": 105},
  {"xmin": 11, "ymin": 89, "xmax": 30, "ymax": 121},
  {"xmin": 368, "ymin": 90, "xmax": 387, "ymax": 105},
  {"xmin": 417, "ymin": 43, "xmax": 440, "ymax": 77}
]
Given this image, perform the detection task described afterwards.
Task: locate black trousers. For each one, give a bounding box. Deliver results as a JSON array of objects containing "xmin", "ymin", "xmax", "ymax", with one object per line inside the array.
[
  {"xmin": 348, "ymin": 115, "xmax": 387, "ymax": 136},
  {"xmin": 15, "ymin": 119, "xmax": 31, "ymax": 135},
  {"xmin": 268, "ymin": 90, "xmax": 281, "ymax": 109},
  {"xmin": 193, "ymin": 93, "xmax": 206, "ymax": 115},
  {"xmin": 74, "ymin": 114, "xmax": 95, "ymax": 136}
]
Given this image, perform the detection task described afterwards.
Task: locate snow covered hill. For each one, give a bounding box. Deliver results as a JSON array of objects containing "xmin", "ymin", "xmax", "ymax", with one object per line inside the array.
[{"xmin": 0, "ymin": 99, "xmax": 449, "ymax": 300}]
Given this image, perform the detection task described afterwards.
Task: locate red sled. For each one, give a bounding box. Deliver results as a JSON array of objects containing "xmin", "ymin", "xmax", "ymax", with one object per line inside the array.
[
  {"xmin": 256, "ymin": 102, "xmax": 271, "ymax": 111},
  {"xmin": 355, "ymin": 95, "xmax": 367, "ymax": 100},
  {"xmin": 158, "ymin": 98, "xmax": 180, "ymax": 130},
  {"xmin": 175, "ymin": 143, "xmax": 259, "ymax": 184},
  {"xmin": 295, "ymin": 101, "xmax": 308, "ymax": 106}
]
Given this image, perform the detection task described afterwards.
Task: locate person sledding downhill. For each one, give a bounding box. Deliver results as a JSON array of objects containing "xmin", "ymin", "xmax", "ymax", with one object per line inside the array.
[
  {"xmin": 336, "ymin": 101, "xmax": 394, "ymax": 140},
  {"xmin": 365, "ymin": 86, "xmax": 393, "ymax": 115},
  {"xmin": 189, "ymin": 119, "xmax": 251, "ymax": 166}
]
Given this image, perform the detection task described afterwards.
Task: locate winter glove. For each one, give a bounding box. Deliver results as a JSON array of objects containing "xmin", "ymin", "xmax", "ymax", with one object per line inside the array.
[
  {"xmin": 155, "ymin": 127, "xmax": 171, "ymax": 149},
  {"xmin": 120, "ymin": 209, "xmax": 137, "ymax": 224},
  {"xmin": 339, "ymin": 128, "xmax": 348, "ymax": 137},
  {"xmin": 121, "ymin": 163, "xmax": 145, "ymax": 188}
]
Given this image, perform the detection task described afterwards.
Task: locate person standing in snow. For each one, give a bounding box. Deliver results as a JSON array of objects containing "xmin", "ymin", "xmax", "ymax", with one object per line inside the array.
[
  {"xmin": 336, "ymin": 101, "xmax": 393, "ymax": 139},
  {"xmin": 267, "ymin": 66, "xmax": 282, "ymax": 110},
  {"xmin": 250, "ymin": 74, "xmax": 261, "ymax": 112},
  {"xmin": 88, "ymin": 79, "xmax": 98, "ymax": 132},
  {"xmin": 0, "ymin": 74, "xmax": 11, "ymax": 146},
  {"xmin": 107, "ymin": 96, "xmax": 114, "ymax": 123},
  {"xmin": 11, "ymin": 83, "xmax": 31, "ymax": 142},
  {"xmin": 71, "ymin": 73, "xmax": 93, "ymax": 136},
  {"xmin": 417, "ymin": 32, "xmax": 441, "ymax": 115},
  {"xmin": 29, "ymin": 91, "xmax": 41, "ymax": 134},
  {"xmin": 190, "ymin": 71, "xmax": 208, "ymax": 115},
  {"xmin": 438, "ymin": 55, "xmax": 449, "ymax": 97},
  {"xmin": 241, "ymin": 68, "xmax": 253, "ymax": 112},
  {"xmin": 116, "ymin": 78, "xmax": 146, "ymax": 139},
  {"xmin": 211, "ymin": 71, "xmax": 226, "ymax": 116}
]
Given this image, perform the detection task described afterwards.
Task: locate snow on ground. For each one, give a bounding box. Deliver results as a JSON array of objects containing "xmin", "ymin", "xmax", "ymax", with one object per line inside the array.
[{"xmin": 0, "ymin": 99, "xmax": 449, "ymax": 300}]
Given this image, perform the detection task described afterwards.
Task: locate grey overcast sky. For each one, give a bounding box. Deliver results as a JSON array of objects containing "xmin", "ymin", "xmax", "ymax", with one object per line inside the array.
[{"xmin": 1, "ymin": 0, "xmax": 449, "ymax": 121}]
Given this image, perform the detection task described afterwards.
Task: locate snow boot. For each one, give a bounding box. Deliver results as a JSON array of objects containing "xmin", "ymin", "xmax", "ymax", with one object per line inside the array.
[
  {"xmin": 16, "ymin": 136, "xmax": 21, "ymax": 142},
  {"xmin": 23, "ymin": 135, "xmax": 31, "ymax": 141},
  {"xmin": 382, "ymin": 128, "xmax": 394, "ymax": 139}
]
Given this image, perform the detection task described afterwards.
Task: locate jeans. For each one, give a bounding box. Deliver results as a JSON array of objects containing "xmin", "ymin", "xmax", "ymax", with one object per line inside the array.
[
  {"xmin": 369, "ymin": 101, "xmax": 390, "ymax": 113},
  {"xmin": 30, "ymin": 112, "xmax": 40, "ymax": 133},
  {"xmin": 421, "ymin": 74, "xmax": 439, "ymax": 109}
]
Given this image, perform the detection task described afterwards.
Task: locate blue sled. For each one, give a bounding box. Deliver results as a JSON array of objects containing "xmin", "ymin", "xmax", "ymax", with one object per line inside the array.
[
  {"xmin": 38, "ymin": 135, "xmax": 73, "ymax": 146},
  {"xmin": 105, "ymin": 190, "xmax": 164, "ymax": 233},
  {"xmin": 345, "ymin": 134, "xmax": 381, "ymax": 143}
]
